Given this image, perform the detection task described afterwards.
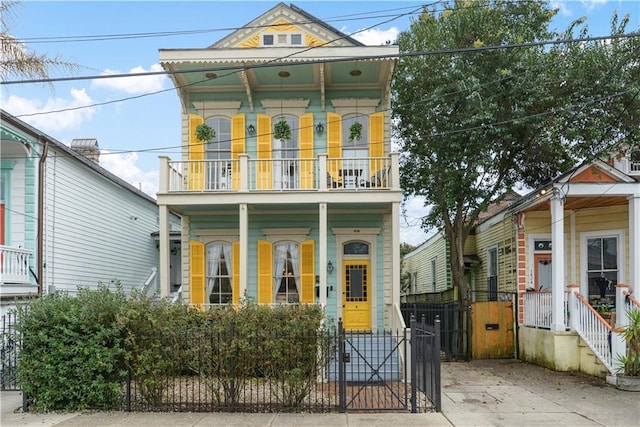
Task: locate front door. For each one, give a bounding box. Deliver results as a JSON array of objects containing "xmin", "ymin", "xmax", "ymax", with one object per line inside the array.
[
  {"xmin": 533, "ymin": 254, "xmax": 552, "ymax": 292},
  {"xmin": 342, "ymin": 261, "xmax": 371, "ymax": 331}
]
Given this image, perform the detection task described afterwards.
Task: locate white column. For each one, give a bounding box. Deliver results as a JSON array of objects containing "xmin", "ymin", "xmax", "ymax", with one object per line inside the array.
[
  {"xmin": 239, "ymin": 154, "xmax": 249, "ymax": 192},
  {"xmin": 319, "ymin": 154, "xmax": 328, "ymax": 191},
  {"xmin": 629, "ymin": 195, "xmax": 640, "ymax": 296},
  {"xmin": 567, "ymin": 284, "xmax": 579, "ymax": 331},
  {"xmin": 239, "ymin": 203, "xmax": 248, "ymax": 298},
  {"xmin": 392, "ymin": 202, "xmax": 401, "ymax": 307},
  {"xmin": 159, "ymin": 204, "xmax": 171, "ymax": 298},
  {"xmin": 319, "ymin": 203, "xmax": 328, "ymax": 306},
  {"xmin": 551, "ymin": 188, "xmax": 566, "ymax": 332}
]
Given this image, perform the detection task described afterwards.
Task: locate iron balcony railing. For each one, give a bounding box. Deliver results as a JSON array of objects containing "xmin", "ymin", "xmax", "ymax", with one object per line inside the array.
[{"xmin": 159, "ymin": 154, "xmax": 398, "ymax": 193}]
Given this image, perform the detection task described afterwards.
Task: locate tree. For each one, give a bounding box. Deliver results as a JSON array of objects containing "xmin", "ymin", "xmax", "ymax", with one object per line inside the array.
[
  {"xmin": 393, "ymin": 0, "xmax": 639, "ymax": 314},
  {"xmin": 1, "ymin": 1, "xmax": 77, "ymax": 81}
]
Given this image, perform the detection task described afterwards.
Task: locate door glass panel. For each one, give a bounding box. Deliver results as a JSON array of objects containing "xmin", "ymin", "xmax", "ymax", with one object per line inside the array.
[{"xmin": 346, "ymin": 264, "xmax": 367, "ymax": 302}]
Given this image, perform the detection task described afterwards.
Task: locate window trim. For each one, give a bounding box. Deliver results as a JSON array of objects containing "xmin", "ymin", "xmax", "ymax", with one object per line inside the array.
[{"xmin": 580, "ymin": 229, "xmax": 625, "ymax": 303}]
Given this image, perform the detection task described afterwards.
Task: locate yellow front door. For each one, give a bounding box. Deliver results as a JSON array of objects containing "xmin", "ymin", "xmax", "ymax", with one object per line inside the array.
[{"xmin": 342, "ymin": 261, "xmax": 371, "ymax": 331}]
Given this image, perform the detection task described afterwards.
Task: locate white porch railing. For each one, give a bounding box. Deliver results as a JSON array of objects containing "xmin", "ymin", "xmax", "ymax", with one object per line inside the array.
[
  {"xmin": 140, "ymin": 267, "xmax": 157, "ymax": 298},
  {"xmin": 0, "ymin": 245, "xmax": 32, "ymax": 285},
  {"xmin": 571, "ymin": 292, "xmax": 615, "ymax": 374},
  {"xmin": 163, "ymin": 155, "xmax": 394, "ymax": 192},
  {"xmin": 522, "ymin": 291, "xmax": 569, "ymax": 329}
]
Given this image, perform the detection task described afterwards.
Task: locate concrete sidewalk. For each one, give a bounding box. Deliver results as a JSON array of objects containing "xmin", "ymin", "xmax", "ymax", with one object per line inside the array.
[{"xmin": 2, "ymin": 360, "xmax": 638, "ymax": 426}]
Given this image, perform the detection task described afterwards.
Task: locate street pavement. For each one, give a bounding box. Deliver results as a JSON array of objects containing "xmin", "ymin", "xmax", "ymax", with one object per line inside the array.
[{"xmin": 2, "ymin": 359, "xmax": 638, "ymax": 426}]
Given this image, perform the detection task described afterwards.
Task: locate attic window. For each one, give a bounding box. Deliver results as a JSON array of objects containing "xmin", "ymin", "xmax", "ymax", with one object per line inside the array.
[
  {"xmin": 262, "ymin": 33, "xmax": 303, "ymax": 46},
  {"xmin": 631, "ymin": 150, "xmax": 640, "ymax": 173}
]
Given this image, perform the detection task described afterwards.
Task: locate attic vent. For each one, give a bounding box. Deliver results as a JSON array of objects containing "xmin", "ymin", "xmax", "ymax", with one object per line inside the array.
[{"xmin": 71, "ymin": 138, "xmax": 100, "ymax": 164}]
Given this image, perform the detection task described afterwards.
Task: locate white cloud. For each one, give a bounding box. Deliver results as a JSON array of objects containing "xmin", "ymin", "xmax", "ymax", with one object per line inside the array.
[
  {"xmin": 400, "ymin": 196, "xmax": 430, "ymax": 246},
  {"xmin": 350, "ymin": 27, "xmax": 399, "ymax": 46},
  {"xmin": 99, "ymin": 150, "xmax": 159, "ymax": 198},
  {"xmin": 1, "ymin": 88, "xmax": 97, "ymax": 134},
  {"xmin": 551, "ymin": 1, "xmax": 573, "ymax": 17},
  {"xmin": 580, "ymin": 0, "xmax": 608, "ymax": 12},
  {"xmin": 92, "ymin": 63, "xmax": 166, "ymax": 95}
]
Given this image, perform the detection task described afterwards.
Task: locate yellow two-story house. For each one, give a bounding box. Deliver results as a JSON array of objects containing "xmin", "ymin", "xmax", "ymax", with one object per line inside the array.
[{"xmin": 156, "ymin": 3, "xmax": 401, "ymax": 331}]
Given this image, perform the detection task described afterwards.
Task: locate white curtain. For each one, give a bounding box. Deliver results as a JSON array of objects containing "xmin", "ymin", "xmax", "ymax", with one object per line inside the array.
[
  {"xmin": 273, "ymin": 242, "xmax": 288, "ymax": 297},
  {"xmin": 222, "ymin": 243, "xmax": 232, "ymax": 293},
  {"xmin": 206, "ymin": 243, "xmax": 222, "ymax": 296}
]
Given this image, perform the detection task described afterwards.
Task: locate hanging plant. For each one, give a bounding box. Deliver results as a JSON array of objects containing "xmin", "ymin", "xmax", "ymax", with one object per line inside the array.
[
  {"xmin": 274, "ymin": 119, "xmax": 292, "ymax": 141},
  {"xmin": 349, "ymin": 121, "xmax": 363, "ymax": 141},
  {"xmin": 195, "ymin": 123, "xmax": 216, "ymax": 142}
]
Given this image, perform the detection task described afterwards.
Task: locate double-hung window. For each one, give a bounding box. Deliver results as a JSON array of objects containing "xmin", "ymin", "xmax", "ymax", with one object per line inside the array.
[
  {"xmin": 274, "ymin": 241, "xmax": 300, "ymax": 303},
  {"xmin": 206, "ymin": 242, "xmax": 233, "ymax": 304},
  {"xmin": 205, "ymin": 117, "xmax": 232, "ymax": 190}
]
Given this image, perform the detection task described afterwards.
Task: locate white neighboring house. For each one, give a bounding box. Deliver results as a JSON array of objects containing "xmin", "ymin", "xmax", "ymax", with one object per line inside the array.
[{"xmin": 1, "ymin": 109, "xmax": 181, "ymax": 316}]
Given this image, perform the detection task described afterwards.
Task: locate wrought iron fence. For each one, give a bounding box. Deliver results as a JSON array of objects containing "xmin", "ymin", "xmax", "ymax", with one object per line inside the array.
[
  {"xmin": 411, "ymin": 315, "xmax": 441, "ymax": 412},
  {"xmin": 1, "ymin": 310, "xmax": 21, "ymax": 390}
]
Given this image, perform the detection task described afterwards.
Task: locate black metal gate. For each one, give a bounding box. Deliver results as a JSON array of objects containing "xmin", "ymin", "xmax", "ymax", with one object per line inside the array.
[
  {"xmin": 1, "ymin": 311, "xmax": 21, "ymax": 390},
  {"xmin": 336, "ymin": 318, "xmax": 441, "ymax": 413}
]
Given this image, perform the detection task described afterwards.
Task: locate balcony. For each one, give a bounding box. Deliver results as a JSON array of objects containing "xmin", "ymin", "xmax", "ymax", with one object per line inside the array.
[
  {"xmin": 159, "ymin": 154, "xmax": 399, "ymax": 194},
  {"xmin": 0, "ymin": 245, "xmax": 36, "ymax": 296}
]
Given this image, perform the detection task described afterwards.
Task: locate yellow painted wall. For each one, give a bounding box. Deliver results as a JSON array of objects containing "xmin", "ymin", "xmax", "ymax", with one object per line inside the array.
[{"xmin": 475, "ymin": 215, "xmax": 517, "ymax": 297}]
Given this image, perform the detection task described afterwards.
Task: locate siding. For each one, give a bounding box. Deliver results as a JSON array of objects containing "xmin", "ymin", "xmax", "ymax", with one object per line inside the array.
[
  {"xmin": 42, "ymin": 147, "xmax": 160, "ymax": 295},
  {"xmin": 475, "ymin": 215, "xmax": 516, "ymax": 298},
  {"xmin": 402, "ymin": 233, "xmax": 449, "ymax": 295}
]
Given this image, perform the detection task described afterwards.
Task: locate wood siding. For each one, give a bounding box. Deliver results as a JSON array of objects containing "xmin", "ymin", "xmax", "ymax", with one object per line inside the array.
[
  {"xmin": 475, "ymin": 216, "xmax": 516, "ymax": 299},
  {"xmin": 402, "ymin": 233, "xmax": 450, "ymax": 295},
  {"xmin": 42, "ymin": 146, "xmax": 161, "ymax": 296}
]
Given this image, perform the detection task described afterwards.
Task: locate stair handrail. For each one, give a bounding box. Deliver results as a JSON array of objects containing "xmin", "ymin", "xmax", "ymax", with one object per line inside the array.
[
  {"xmin": 140, "ymin": 267, "xmax": 158, "ymax": 297},
  {"xmin": 572, "ymin": 291, "xmax": 614, "ymax": 373},
  {"xmin": 624, "ymin": 290, "xmax": 640, "ymax": 309}
]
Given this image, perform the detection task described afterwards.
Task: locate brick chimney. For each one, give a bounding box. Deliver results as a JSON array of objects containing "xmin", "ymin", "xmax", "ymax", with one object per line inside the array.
[{"xmin": 70, "ymin": 138, "xmax": 100, "ymax": 164}]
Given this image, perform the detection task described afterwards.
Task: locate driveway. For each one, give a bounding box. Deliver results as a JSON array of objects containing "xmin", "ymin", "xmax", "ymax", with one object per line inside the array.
[{"xmin": 441, "ymin": 359, "xmax": 639, "ymax": 426}]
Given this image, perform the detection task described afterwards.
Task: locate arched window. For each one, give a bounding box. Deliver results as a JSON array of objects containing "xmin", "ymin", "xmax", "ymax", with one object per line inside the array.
[
  {"xmin": 273, "ymin": 241, "xmax": 300, "ymax": 303},
  {"xmin": 205, "ymin": 117, "xmax": 232, "ymax": 189},
  {"xmin": 206, "ymin": 242, "xmax": 232, "ymax": 304},
  {"xmin": 344, "ymin": 241, "xmax": 369, "ymax": 255},
  {"xmin": 273, "ymin": 115, "xmax": 299, "ymax": 189}
]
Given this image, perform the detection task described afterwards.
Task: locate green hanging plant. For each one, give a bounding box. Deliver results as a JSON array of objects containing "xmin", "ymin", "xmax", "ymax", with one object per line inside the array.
[
  {"xmin": 349, "ymin": 121, "xmax": 363, "ymax": 141},
  {"xmin": 195, "ymin": 123, "xmax": 216, "ymax": 142},
  {"xmin": 274, "ymin": 119, "xmax": 292, "ymax": 141}
]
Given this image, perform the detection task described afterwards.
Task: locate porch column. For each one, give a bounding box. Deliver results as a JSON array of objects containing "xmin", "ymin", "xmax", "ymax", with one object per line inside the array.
[
  {"xmin": 629, "ymin": 195, "xmax": 640, "ymax": 295},
  {"xmin": 239, "ymin": 203, "xmax": 248, "ymax": 297},
  {"xmin": 551, "ymin": 188, "xmax": 566, "ymax": 331},
  {"xmin": 159, "ymin": 204, "xmax": 170, "ymax": 298},
  {"xmin": 392, "ymin": 201, "xmax": 400, "ymax": 307},
  {"xmin": 319, "ymin": 202, "xmax": 328, "ymax": 306},
  {"xmin": 613, "ymin": 283, "xmax": 628, "ymax": 372}
]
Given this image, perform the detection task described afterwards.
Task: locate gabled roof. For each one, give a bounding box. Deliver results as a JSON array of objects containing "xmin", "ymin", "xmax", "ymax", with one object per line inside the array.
[
  {"xmin": 0, "ymin": 109, "xmax": 157, "ymax": 205},
  {"xmin": 211, "ymin": 2, "xmax": 364, "ymax": 49}
]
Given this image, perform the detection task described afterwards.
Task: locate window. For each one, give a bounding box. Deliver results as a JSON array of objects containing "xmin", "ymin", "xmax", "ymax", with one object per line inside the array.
[
  {"xmin": 262, "ymin": 33, "xmax": 303, "ymax": 46},
  {"xmin": 411, "ymin": 272, "xmax": 417, "ymax": 294},
  {"xmin": 341, "ymin": 114, "xmax": 369, "ymax": 188},
  {"xmin": 344, "ymin": 241, "xmax": 369, "ymax": 255},
  {"xmin": 205, "ymin": 117, "xmax": 232, "ymax": 190},
  {"xmin": 206, "ymin": 242, "xmax": 232, "ymax": 304},
  {"xmin": 487, "ymin": 247, "xmax": 498, "ymax": 301},
  {"xmin": 291, "ymin": 34, "xmax": 302, "ymax": 45},
  {"xmin": 273, "ymin": 115, "xmax": 299, "ymax": 189},
  {"xmin": 263, "ymin": 34, "xmax": 274, "ymax": 45},
  {"xmin": 274, "ymin": 241, "xmax": 300, "ymax": 303},
  {"xmin": 0, "ymin": 175, "xmax": 5, "ymax": 245},
  {"xmin": 630, "ymin": 150, "xmax": 640, "ymax": 173},
  {"xmin": 587, "ymin": 237, "xmax": 618, "ymax": 305},
  {"xmin": 431, "ymin": 258, "xmax": 437, "ymax": 292}
]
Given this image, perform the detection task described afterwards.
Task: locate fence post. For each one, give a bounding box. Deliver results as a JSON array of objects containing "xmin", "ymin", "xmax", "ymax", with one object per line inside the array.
[
  {"xmin": 338, "ymin": 318, "xmax": 346, "ymax": 413},
  {"xmin": 410, "ymin": 315, "xmax": 417, "ymax": 413},
  {"xmin": 126, "ymin": 368, "xmax": 131, "ymax": 412},
  {"xmin": 434, "ymin": 315, "xmax": 442, "ymax": 412}
]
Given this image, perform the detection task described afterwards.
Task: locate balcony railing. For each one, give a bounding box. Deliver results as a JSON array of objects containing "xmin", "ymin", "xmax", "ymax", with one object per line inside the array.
[
  {"xmin": 0, "ymin": 245, "xmax": 32, "ymax": 285},
  {"xmin": 160, "ymin": 154, "xmax": 398, "ymax": 193}
]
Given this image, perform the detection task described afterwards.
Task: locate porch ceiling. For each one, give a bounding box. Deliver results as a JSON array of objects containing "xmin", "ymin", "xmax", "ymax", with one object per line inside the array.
[
  {"xmin": 170, "ymin": 201, "xmax": 391, "ymax": 216},
  {"xmin": 523, "ymin": 195, "xmax": 629, "ymax": 212}
]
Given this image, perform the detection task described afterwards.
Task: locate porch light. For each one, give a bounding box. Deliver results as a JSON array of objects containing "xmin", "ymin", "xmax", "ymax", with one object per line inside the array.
[
  {"xmin": 247, "ymin": 124, "xmax": 256, "ymax": 135},
  {"xmin": 327, "ymin": 261, "xmax": 334, "ymax": 273},
  {"xmin": 316, "ymin": 122, "xmax": 324, "ymax": 134}
]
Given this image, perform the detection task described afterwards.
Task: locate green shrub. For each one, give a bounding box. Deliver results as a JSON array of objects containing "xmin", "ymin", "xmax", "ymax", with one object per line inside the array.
[{"xmin": 17, "ymin": 283, "xmax": 127, "ymax": 411}]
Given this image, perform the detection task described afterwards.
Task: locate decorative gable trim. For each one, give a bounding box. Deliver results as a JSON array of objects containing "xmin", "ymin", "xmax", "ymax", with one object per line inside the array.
[
  {"xmin": 330, "ymin": 98, "xmax": 380, "ymax": 116},
  {"xmin": 192, "ymin": 101, "xmax": 242, "ymax": 118},
  {"xmin": 569, "ymin": 165, "xmax": 618, "ymax": 183}
]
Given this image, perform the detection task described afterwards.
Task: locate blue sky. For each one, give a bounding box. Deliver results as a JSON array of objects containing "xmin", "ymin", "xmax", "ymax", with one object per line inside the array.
[{"xmin": 2, "ymin": 0, "xmax": 639, "ymax": 245}]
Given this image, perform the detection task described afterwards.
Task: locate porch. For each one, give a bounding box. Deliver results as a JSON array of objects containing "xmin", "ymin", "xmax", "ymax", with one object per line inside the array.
[
  {"xmin": 0, "ymin": 245, "xmax": 36, "ymax": 298},
  {"xmin": 521, "ymin": 284, "xmax": 639, "ymax": 377},
  {"xmin": 158, "ymin": 154, "xmax": 399, "ymax": 193}
]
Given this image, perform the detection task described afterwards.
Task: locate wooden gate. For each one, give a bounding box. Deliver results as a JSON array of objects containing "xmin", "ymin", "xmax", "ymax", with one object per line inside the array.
[{"xmin": 471, "ymin": 298, "xmax": 515, "ymax": 359}]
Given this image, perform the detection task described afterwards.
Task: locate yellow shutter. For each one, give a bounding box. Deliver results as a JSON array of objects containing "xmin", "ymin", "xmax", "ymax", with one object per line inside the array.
[
  {"xmin": 188, "ymin": 115, "xmax": 205, "ymax": 191},
  {"xmin": 231, "ymin": 114, "xmax": 246, "ymax": 190},
  {"xmin": 190, "ymin": 241, "xmax": 205, "ymax": 308},
  {"xmin": 369, "ymin": 112, "xmax": 385, "ymax": 180},
  {"xmin": 232, "ymin": 241, "xmax": 240, "ymax": 304},
  {"xmin": 257, "ymin": 114, "xmax": 272, "ymax": 189},
  {"xmin": 257, "ymin": 240, "xmax": 273, "ymax": 304},
  {"xmin": 326, "ymin": 112, "xmax": 342, "ymax": 185},
  {"xmin": 299, "ymin": 113, "xmax": 314, "ymax": 189},
  {"xmin": 300, "ymin": 240, "xmax": 315, "ymax": 303}
]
